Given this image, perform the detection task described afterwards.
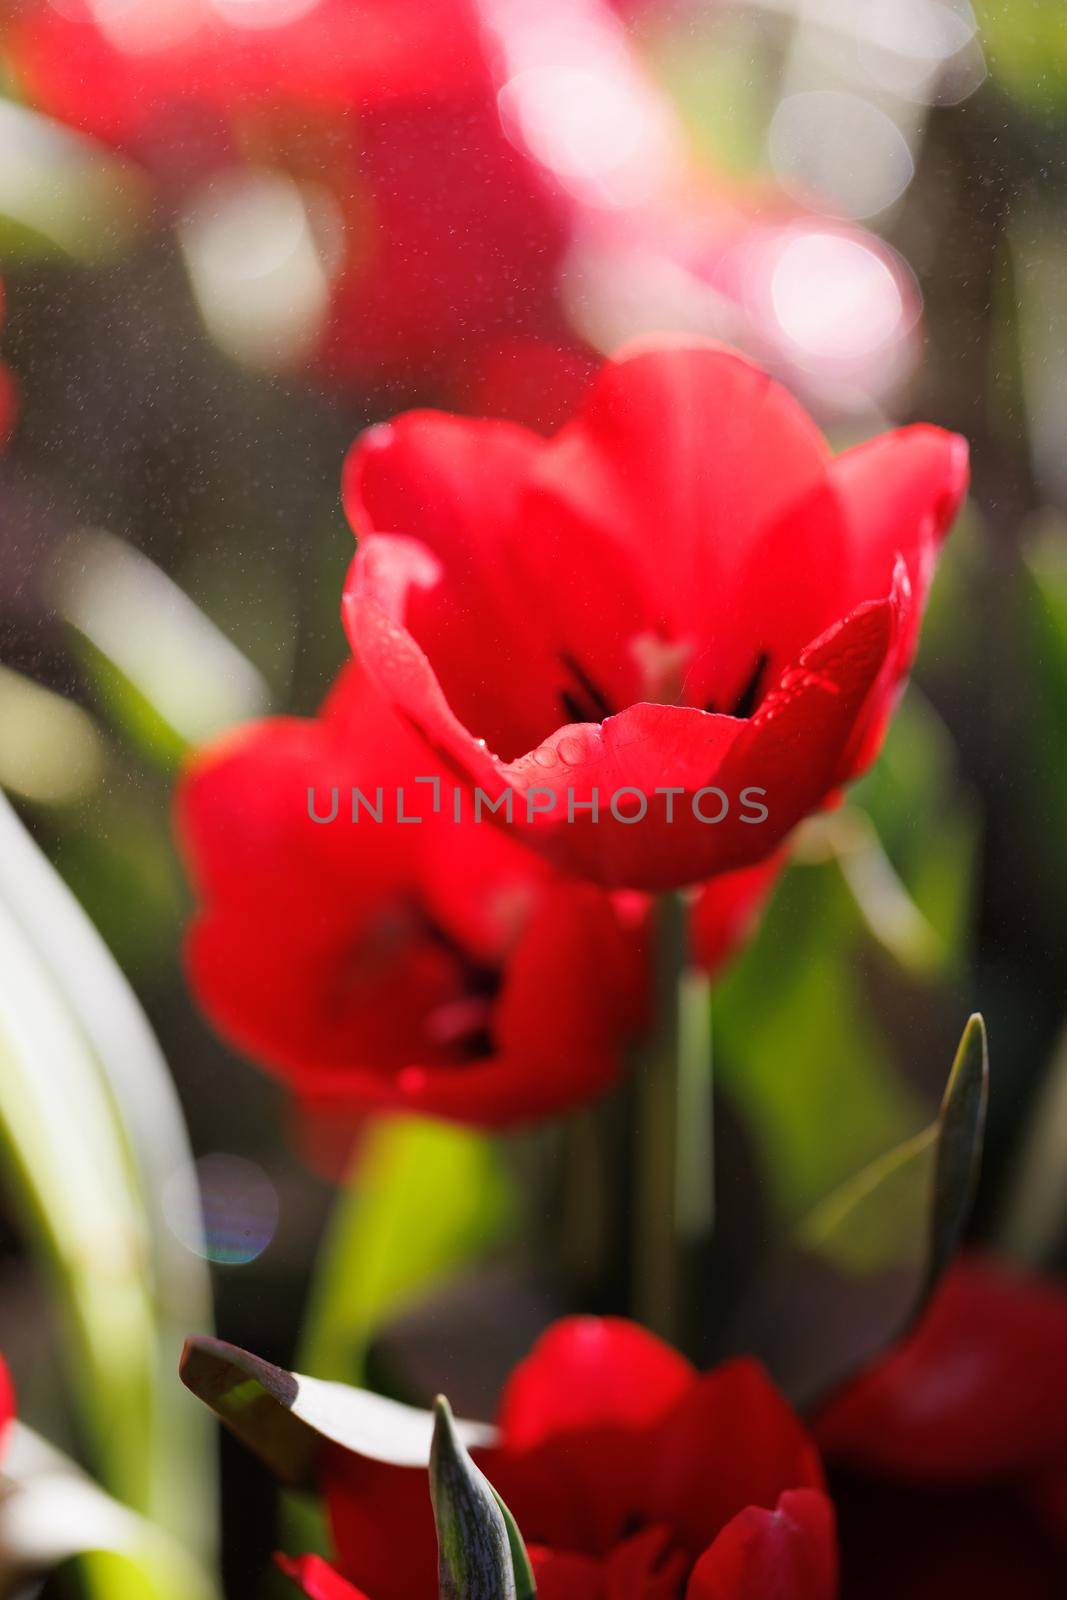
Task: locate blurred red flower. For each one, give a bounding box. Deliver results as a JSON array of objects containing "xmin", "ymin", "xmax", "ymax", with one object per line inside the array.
[
  {"xmin": 283, "ymin": 1317, "xmax": 837, "ymax": 1599},
  {"xmin": 177, "ymin": 663, "xmax": 648, "ymax": 1126},
  {"xmin": 342, "ymin": 339, "xmax": 968, "ymax": 891},
  {"xmin": 818, "ymin": 1257, "xmax": 1067, "ymax": 1598},
  {"xmin": 0, "ymin": 1354, "xmax": 13, "ymax": 1460},
  {"xmin": 7, "ymin": 0, "xmax": 577, "ymax": 409}
]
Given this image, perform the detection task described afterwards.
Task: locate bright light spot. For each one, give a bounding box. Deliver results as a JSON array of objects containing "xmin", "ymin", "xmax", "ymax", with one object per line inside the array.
[
  {"xmin": 209, "ymin": 0, "xmax": 320, "ymax": 28},
  {"xmin": 163, "ymin": 1154, "xmax": 279, "ymax": 1265},
  {"xmin": 49, "ymin": 528, "xmax": 271, "ymax": 746},
  {"xmin": 769, "ymin": 90, "xmax": 915, "ymax": 220},
  {"xmin": 563, "ymin": 233, "xmax": 740, "ymax": 358},
  {"xmin": 498, "ymin": 64, "xmax": 675, "ymax": 207},
  {"xmin": 769, "ymin": 230, "xmax": 906, "ymax": 362},
  {"xmin": 858, "ymin": 0, "xmax": 985, "ymax": 103},
  {"xmin": 0, "ymin": 666, "xmax": 105, "ymax": 805},
  {"xmin": 179, "ymin": 169, "xmax": 336, "ymax": 370},
  {"xmin": 88, "ymin": 0, "xmax": 207, "ymax": 54}
]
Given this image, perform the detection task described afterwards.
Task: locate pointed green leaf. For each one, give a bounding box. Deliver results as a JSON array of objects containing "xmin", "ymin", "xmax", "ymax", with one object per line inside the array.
[
  {"xmin": 731, "ymin": 1014, "xmax": 989, "ymax": 1404},
  {"xmin": 490, "ymin": 1489, "xmax": 537, "ymax": 1600},
  {"xmin": 179, "ymin": 1338, "xmax": 496, "ymax": 1489},
  {"xmin": 430, "ymin": 1397, "xmax": 517, "ymax": 1600},
  {"xmin": 924, "ymin": 1013, "xmax": 988, "ymax": 1304}
]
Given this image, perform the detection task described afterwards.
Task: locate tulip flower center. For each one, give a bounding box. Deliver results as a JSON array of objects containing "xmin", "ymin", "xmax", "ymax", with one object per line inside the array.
[
  {"xmin": 558, "ymin": 637, "xmax": 771, "ymax": 728},
  {"xmin": 417, "ymin": 913, "xmax": 501, "ymax": 1062}
]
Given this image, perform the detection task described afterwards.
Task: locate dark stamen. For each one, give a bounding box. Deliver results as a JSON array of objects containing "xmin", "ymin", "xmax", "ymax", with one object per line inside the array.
[
  {"xmin": 730, "ymin": 651, "xmax": 769, "ymax": 719},
  {"xmin": 559, "ymin": 651, "xmax": 615, "ymax": 723}
]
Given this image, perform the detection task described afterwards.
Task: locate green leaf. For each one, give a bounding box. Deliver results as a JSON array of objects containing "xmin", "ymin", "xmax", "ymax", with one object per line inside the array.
[
  {"xmin": 732, "ymin": 1015, "xmax": 989, "ymax": 1405},
  {"xmin": 491, "ymin": 1490, "xmax": 538, "ymax": 1600},
  {"xmin": 48, "ymin": 529, "xmax": 271, "ymax": 769},
  {"xmin": 0, "ymin": 100, "xmax": 149, "ymax": 262},
  {"xmin": 0, "ymin": 1422, "xmax": 216, "ymax": 1600},
  {"xmin": 848, "ymin": 687, "xmax": 979, "ymax": 974},
  {"xmin": 975, "ymin": 0, "xmax": 1067, "ymax": 118},
  {"xmin": 1019, "ymin": 527, "xmax": 1067, "ymax": 889},
  {"xmin": 0, "ymin": 794, "xmax": 217, "ymax": 1559},
  {"xmin": 299, "ymin": 1116, "xmax": 517, "ymax": 1385},
  {"xmin": 430, "ymin": 1396, "xmax": 518, "ymax": 1600},
  {"xmin": 925, "ymin": 1014, "xmax": 988, "ymax": 1304},
  {"xmin": 998, "ymin": 1018, "xmax": 1067, "ymax": 1264},
  {"xmin": 179, "ymin": 1337, "xmax": 496, "ymax": 1490},
  {"xmin": 715, "ymin": 858, "xmax": 927, "ymax": 1223}
]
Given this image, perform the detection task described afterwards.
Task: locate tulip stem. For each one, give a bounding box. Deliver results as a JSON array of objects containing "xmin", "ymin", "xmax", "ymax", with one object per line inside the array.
[{"xmin": 633, "ymin": 892, "xmax": 714, "ymax": 1343}]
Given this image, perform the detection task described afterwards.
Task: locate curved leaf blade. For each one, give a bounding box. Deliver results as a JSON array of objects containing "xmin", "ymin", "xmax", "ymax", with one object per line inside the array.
[{"xmin": 179, "ymin": 1337, "xmax": 495, "ymax": 1489}]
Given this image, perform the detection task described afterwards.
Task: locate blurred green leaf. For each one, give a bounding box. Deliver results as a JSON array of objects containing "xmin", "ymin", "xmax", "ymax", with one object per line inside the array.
[
  {"xmin": 800, "ymin": 1015, "xmax": 987, "ymax": 1297},
  {"xmin": 999, "ymin": 1016, "xmax": 1067, "ymax": 1264},
  {"xmin": 1020, "ymin": 524, "xmax": 1067, "ymax": 886},
  {"xmin": 735, "ymin": 1015, "xmax": 988, "ymax": 1405},
  {"xmin": 0, "ymin": 666, "xmax": 105, "ymax": 807},
  {"xmin": 430, "ymin": 1396, "xmax": 519, "ymax": 1600},
  {"xmin": 975, "ymin": 0, "xmax": 1067, "ymax": 119},
  {"xmin": 0, "ymin": 1423, "xmax": 216, "ymax": 1600},
  {"xmin": 299, "ymin": 1117, "xmax": 517, "ymax": 1385},
  {"xmin": 715, "ymin": 858, "xmax": 927, "ymax": 1222},
  {"xmin": 849, "ymin": 687, "xmax": 979, "ymax": 972},
  {"xmin": 716, "ymin": 685, "xmax": 976, "ymax": 1226},
  {"xmin": 0, "ymin": 99, "xmax": 148, "ymax": 262},
  {"xmin": 0, "ymin": 892, "xmax": 159, "ymax": 1510},
  {"xmin": 49, "ymin": 789, "xmax": 185, "ymax": 985},
  {"xmin": 179, "ymin": 1337, "xmax": 495, "ymax": 1489},
  {"xmin": 48, "ymin": 530, "xmax": 271, "ymax": 771},
  {"xmin": 0, "ymin": 794, "xmax": 216, "ymax": 1560},
  {"xmin": 645, "ymin": 8, "xmax": 774, "ymax": 175}
]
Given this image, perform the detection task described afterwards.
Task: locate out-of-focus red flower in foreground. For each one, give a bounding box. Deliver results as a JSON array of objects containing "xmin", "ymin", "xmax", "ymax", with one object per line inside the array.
[
  {"xmin": 178, "ymin": 663, "xmax": 649, "ymax": 1126},
  {"xmin": 283, "ymin": 1317, "xmax": 836, "ymax": 1599},
  {"xmin": 0, "ymin": 1355, "xmax": 13, "ymax": 1461},
  {"xmin": 6, "ymin": 0, "xmax": 575, "ymax": 407},
  {"xmin": 818, "ymin": 1257, "xmax": 1067, "ymax": 1598},
  {"xmin": 342, "ymin": 340, "xmax": 968, "ymax": 891}
]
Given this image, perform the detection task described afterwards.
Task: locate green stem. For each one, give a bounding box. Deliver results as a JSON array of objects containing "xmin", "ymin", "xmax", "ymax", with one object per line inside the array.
[{"xmin": 633, "ymin": 892, "xmax": 715, "ymax": 1344}]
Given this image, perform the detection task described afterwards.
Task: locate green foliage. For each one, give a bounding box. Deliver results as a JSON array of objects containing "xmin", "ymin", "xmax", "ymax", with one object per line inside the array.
[
  {"xmin": 0, "ymin": 795, "xmax": 217, "ymax": 1569},
  {"xmin": 430, "ymin": 1396, "xmax": 522, "ymax": 1600},
  {"xmin": 976, "ymin": 0, "xmax": 1067, "ymax": 119},
  {"xmin": 299, "ymin": 1117, "xmax": 518, "ymax": 1386},
  {"xmin": 737, "ymin": 1016, "xmax": 988, "ymax": 1405},
  {"xmin": 714, "ymin": 858, "xmax": 928, "ymax": 1222}
]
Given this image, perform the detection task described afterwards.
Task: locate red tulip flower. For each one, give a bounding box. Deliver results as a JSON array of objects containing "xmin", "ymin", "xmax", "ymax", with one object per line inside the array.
[
  {"xmin": 342, "ymin": 339, "xmax": 968, "ymax": 891},
  {"xmin": 817, "ymin": 1257, "xmax": 1067, "ymax": 1598},
  {"xmin": 278, "ymin": 1317, "xmax": 837, "ymax": 1599},
  {"xmin": 177, "ymin": 663, "xmax": 648, "ymax": 1126},
  {"xmin": 7, "ymin": 0, "xmax": 577, "ymax": 406}
]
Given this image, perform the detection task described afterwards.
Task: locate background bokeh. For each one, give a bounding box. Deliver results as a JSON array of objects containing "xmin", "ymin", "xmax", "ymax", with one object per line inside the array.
[{"xmin": 1, "ymin": 1, "xmax": 1066, "ymax": 1595}]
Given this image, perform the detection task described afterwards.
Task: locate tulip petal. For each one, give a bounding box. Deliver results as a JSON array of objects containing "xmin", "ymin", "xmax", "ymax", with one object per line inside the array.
[
  {"xmin": 650, "ymin": 1360, "xmax": 824, "ymax": 1556},
  {"xmin": 276, "ymin": 1554, "xmax": 370, "ymax": 1599},
  {"xmin": 817, "ymin": 1256, "xmax": 1067, "ymax": 1483},
  {"xmin": 686, "ymin": 1490, "xmax": 837, "ymax": 1600},
  {"xmin": 344, "ymin": 412, "xmax": 561, "ymax": 759},
  {"xmin": 498, "ymin": 1317, "xmax": 696, "ymax": 1451},
  {"xmin": 831, "ymin": 423, "xmax": 969, "ymax": 672}
]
